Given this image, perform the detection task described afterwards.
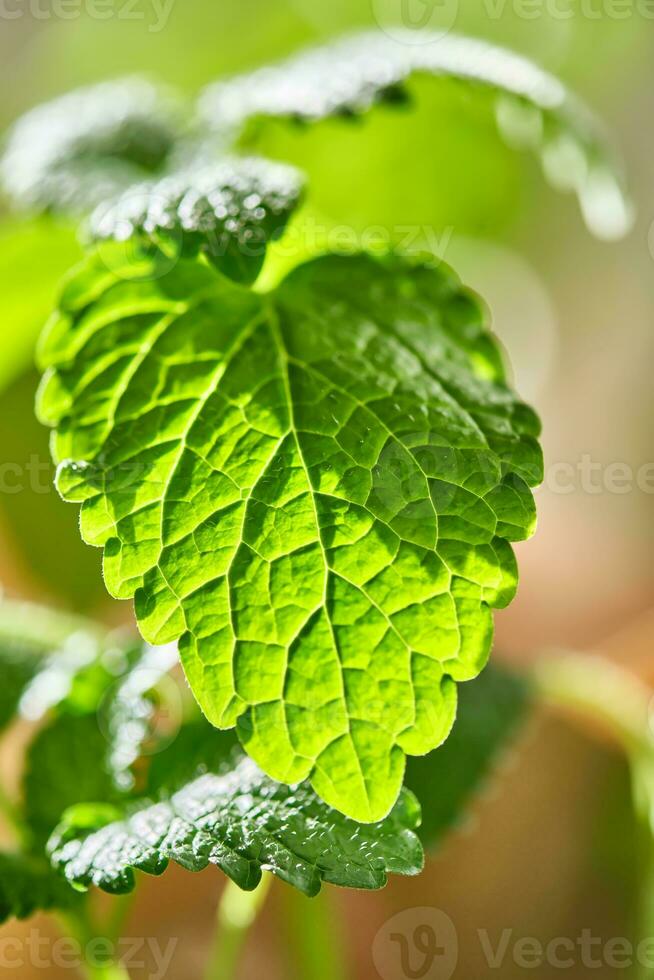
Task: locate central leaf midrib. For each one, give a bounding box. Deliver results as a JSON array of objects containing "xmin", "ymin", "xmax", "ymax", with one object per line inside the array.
[{"xmin": 268, "ymin": 303, "xmax": 402, "ymax": 816}]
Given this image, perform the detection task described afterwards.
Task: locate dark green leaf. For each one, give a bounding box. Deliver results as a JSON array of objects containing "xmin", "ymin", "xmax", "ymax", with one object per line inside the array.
[
  {"xmin": 145, "ymin": 718, "xmax": 237, "ymax": 796},
  {"xmin": 0, "ymin": 853, "xmax": 76, "ymax": 923},
  {"xmin": 21, "ymin": 635, "xmax": 179, "ymax": 843},
  {"xmin": 89, "ymin": 158, "xmax": 304, "ymax": 285},
  {"xmin": 0, "ymin": 640, "xmax": 42, "ymax": 735},
  {"xmin": 23, "ymin": 714, "xmax": 122, "ymax": 848},
  {"xmin": 48, "ymin": 728, "xmax": 423, "ymax": 898},
  {"xmin": 406, "ymin": 663, "xmax": 531, "ymax": 847}
]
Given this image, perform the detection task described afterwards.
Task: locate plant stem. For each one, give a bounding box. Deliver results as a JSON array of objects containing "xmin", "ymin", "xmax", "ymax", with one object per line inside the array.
[
  {"xmin": 58, "ymin": 909, "xmax": 132, "ymax": 980},
  {"xmin": 0, "ymin": 598, "xmax": 105, "ymax": 651},
  {"xmin": 534, "ymin": 654, "xmax": 654, "ymax": 977},
  {"xmin": 82, "ymin": 962, "xmax": 132, "ymax": 980},
  {"xmin": 629, "ymin": 751, "xmax": 654, "ymax": 980},
  {"xmin": 205, "ymin": 875, "xmax": 273, "ymax": 980},
  {"xmin": 103, "ymin": 893, "xmax": 136, "ymax": 946},
  {"xmin": 0, "ymin": 778, "xmax": 27, "ymax": 846},
  {"xmin": 534, "ymin": 654, "xmax": 652, "ymax": 757},
  {"xmin": 281, "ymin": 886, "xmax": 348, "ymax": 980}
]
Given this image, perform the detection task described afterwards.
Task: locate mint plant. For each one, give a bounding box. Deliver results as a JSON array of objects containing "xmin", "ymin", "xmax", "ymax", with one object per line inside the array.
[
  {"xmin": 36, "ymin": 242, "xmax": 540, "ymax": 822},
  {"xmin": 0, "ymin": 28, "xmax": 643, "ymax": 980}
]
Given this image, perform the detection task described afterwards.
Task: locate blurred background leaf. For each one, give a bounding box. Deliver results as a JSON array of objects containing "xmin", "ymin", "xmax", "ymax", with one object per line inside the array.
[
  {"xmin": 0, "ymin": 372, "xmax": 103, "ymax": 609},
  {"xmin": 0, "ymin": 218, "xmax": 80, "ymax": 395}
]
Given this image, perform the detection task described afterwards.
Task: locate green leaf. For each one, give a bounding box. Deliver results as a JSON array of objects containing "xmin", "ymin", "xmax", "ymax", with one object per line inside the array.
[
  {"xmin": 0, "ymin": 602, "xmax": 177, "ymax": 848},
  {"xmin": 405, "ymin": 663, "xmax": 531, "ymax": 847},
  {"xmin": 19, "ymin": 633, "xmax": 111, "ymax": 722},
  {"xmin": 0, "ymin": 598, "xmax": 137, "ymax": 724},
  {"xmin": 101, "ymin": 641, "xmax": 180, "ymax": 790},
  {"xmin": 0, "ymin": 640, "xmax": 42, "ymax": 735},
  {"xmin": 0, "ymin": 78, "xmax": 183, "ymax": 214},
  {"xmin": 0, "ymin": 853, "xmax": 75, "ymax": 923},
  {"xmin": 199, "ymin": 30, "xmax": 632, "ymax": 239},
  {"xmin": 23, "ymin": 714, "xmax": 123, "ymax": 848},
  {"xmin": 0, "ymin": 599, "xmax": 174, "ymax": 741},
  {"xmin": 37, "ymin": 248, "xmax": 541, "ymax": 822},
  {"xmin": 13, "ymin": 624, "xmax": 168, "ymax": 846},
  {"xmin": 21, "ymin": 635, "xmax": 178, "ymax": 843},
  {"xmin": 145, "ymin": 717, "xmax": 237, "ymax": 795},
  {"xmin": 0, "ymin": 596, "xmax": 105, "ymax": 733},
  {"xmin": 89, "ymin": 157, "xmax": 304, "ymax": 285},
  {"xmin": 48, "ymin": 728, "xmax": 423, "ymax": 898}
]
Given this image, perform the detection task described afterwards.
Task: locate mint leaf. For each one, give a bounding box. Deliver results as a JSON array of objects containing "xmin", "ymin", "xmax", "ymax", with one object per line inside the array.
[
  {"xmin": 19, "ymin": 632, "xmax": 112, "ymax": 721},
  {"xmin": 0, "ymin": 78, "xmax": 182, "ymax": 214},
  {"xmin": 0, "ymin": 599, "xmax": 171, "ymax": 740},
  {"xmin": 0, "ymin": 640, "xmax": 41, "ymax": 735},
  {"xmin": 89, "ymin": 157, "xmax": 304, "ymax": 284},
  {"xmin": 200, "ymin": 31, "xmax": 631, "ymax": 239},
  {"xmin": 37, "ymin": 248, "xmax": 541, "ymax": 821},
  {"xmin": 102, "ymin": 642, "xmax": 180, "ymax": 790},
  {"xmin": 405, "ymin": 663, "xmax": 530, "ymax": 847},
  {"xmin": 21, "ymin": 635, "xmax": 178, "ymax": 841},
  {"xmin": 0, "ymin": 853, "xmax": 75, "ymax": 923},
  {"xmin": 145, "ymin": 718, "xmax": 238, "ymax": 795},
  {"xmin": 23, "ymin": 714, "xmax": 123, "ymax": 848},
  {"xmin": 0, "ymin": 597, "xmax": 105, "ymax": 732},
  {"xmin": 2, "ymin": 609, "xmax": 138, "ymax": 724},
  {"xmin": 48, "ymin": 732, "xmax": 423, "ymax": 898}
]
